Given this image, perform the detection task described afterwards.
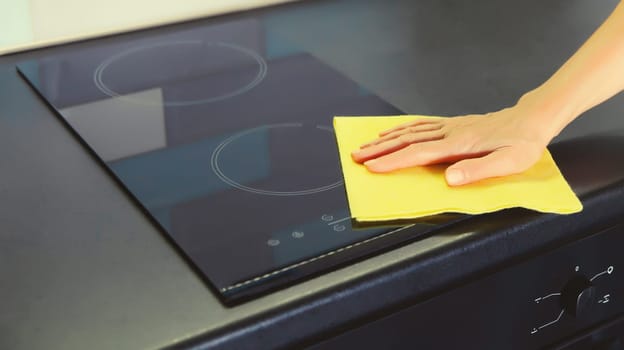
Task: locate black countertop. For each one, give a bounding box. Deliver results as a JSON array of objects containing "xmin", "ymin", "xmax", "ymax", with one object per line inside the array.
[{"xmin": 1, "ymin": 0, "xmax": 623, "ymax": 349}]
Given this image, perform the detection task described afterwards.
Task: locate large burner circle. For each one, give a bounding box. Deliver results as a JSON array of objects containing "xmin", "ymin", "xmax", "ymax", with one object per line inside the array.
[
  {"xmin": 94, "ymin": 41, "xmax": 267, "ymax": 106},
  {"xmin": 211, "ymin": 123, "xmax": 343, "ymax": 196}
]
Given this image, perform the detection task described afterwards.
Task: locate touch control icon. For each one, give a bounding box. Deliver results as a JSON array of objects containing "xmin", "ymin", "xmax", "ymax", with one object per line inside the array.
[{"xmin": 267, "ymin": 239, "xmax": 280, "ymax": 247}]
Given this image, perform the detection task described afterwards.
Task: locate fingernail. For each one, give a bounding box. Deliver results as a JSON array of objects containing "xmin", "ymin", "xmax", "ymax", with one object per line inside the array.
[
  {"xmin": 364, "ymin": 159, "xmax": 383, "ymax": 172},
  {"xmin": 351, "ymin": 150, "xmax": 365, "ymax": 163},
  {"xmin": 446, "ymin": 169, "xmax": 464, "ymax": 185}
]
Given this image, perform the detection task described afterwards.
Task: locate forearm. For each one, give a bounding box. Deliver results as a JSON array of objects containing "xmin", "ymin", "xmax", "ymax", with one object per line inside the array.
[{"xmin": 520, "ymin": 0, "xmax": 624, "ymax": 141}]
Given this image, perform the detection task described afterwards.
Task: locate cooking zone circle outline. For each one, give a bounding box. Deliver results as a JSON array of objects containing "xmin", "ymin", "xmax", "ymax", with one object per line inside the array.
[
  {"xmin": 210, "ymin": 123, "xmax": 343, "ymax": 196},
  {"xmin": 94, "ymin": 41, "xmax": 267, "ymax": 106}
]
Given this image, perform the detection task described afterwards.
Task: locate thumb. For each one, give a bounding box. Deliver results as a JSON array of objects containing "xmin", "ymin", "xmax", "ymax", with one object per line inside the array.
[{"xmin": 445, "ymin": 147, "xmax": 536, "ymax": 186}]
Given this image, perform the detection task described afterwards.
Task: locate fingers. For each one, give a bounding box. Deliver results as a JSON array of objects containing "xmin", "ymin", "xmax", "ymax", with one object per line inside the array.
[
  {"xmin": 379, "ymin": 119, "xmax": 442, "ymax": 137},
  {"xmin": 445, "ymin": 147, "xmax": 536, "ymax": 186},
  {"xmin": 348, "ymin": 113, "xmax": 546, "ymax": 185},
  {"xmin": 363, "ymin": 140, "xmax": 449, "ymax": 172},
  {"xmin": 360, "ymin": 123, "xmax": 443, "ymax": 148},
  {"xmin": 351, "ymin": 130, "xmax": 445, "ymax": 163},
  {"xmin": 364, "ymin": 145, "xmax": 538, "ymax": 185}
]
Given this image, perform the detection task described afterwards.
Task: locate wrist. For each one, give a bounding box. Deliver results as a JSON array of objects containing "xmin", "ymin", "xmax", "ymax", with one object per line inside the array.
[{"xmin": 514, "ymin": 86, "xmax": 580, "ymax": 144}]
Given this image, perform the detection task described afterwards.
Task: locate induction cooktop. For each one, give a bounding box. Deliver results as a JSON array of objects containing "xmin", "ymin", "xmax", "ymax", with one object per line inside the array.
[{"xmin": 17, "ymin": 17, "xmax": 463, "ymax": 304}]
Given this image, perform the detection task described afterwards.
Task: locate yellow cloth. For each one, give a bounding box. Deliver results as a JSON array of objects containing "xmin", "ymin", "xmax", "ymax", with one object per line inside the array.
[{"xmin": 333, "ymin": 115, "xmax": 583, "ymax": 222}]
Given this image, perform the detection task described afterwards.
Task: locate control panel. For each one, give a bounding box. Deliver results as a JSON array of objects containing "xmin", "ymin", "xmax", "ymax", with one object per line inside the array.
[
  {"xmin": 531, "ymin": 265, "xmax": 615, "ymax": 335},
  {"xmin": 309, "ymin": 223, "xmax": 624, "ymax": 349}
]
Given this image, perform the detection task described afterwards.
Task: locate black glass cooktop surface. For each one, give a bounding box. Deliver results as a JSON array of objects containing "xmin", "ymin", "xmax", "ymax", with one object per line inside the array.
[{"xmin": 17, "ymin": 17, "xmax": 462, "ymax": 304}]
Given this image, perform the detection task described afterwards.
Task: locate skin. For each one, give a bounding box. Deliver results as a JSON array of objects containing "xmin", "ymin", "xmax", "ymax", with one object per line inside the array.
[{"xmin": 351, "ymin": 0, "xmax": 624, "ymax": 186}]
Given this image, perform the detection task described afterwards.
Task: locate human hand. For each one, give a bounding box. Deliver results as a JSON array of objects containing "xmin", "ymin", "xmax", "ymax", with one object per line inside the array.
[
  {"xmin": 350, "ymin": 0, "xmax": 624, "ymax": 186},
  {"xmin": 351, "ymin": 104, "xmax": 557, "ymax": 186}
]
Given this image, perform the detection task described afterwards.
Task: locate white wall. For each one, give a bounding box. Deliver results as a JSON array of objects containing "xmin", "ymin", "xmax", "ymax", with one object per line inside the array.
[{"xmin": 0, "ymin": 0, "xmax": 295, "ymax": 55}]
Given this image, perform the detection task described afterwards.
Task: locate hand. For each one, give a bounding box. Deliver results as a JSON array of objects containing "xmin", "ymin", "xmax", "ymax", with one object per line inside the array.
[
  {"xmin": 351, "ymin": 104, "xmax": 556, "ymax": 186},
  {"xmin": 350, "ymin": 0, "xmax": 624, "ymax": 186}
]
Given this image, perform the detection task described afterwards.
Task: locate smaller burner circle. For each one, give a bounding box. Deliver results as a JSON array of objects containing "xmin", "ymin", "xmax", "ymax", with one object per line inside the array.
[
  {"xmin": 210, "ymin": 123, "xmax": 343, "ymax": 196},
  {"xmin": 93, "ymin": 41, "xmax": 267, "ymax": 107}
]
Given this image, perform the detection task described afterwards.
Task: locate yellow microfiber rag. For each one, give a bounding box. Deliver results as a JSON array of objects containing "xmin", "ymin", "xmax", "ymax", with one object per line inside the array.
[{"xmin": 333, "ymin": 115, "xmax": 583, "ymax": 222}]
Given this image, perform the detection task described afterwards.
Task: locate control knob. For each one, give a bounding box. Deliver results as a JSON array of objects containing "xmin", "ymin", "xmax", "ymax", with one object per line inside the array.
[{"xmin": 560, "ymin": 274, "xmax": 596, "ymax": 318}]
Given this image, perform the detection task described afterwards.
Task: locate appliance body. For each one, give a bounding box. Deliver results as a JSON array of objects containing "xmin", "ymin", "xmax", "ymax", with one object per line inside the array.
[{"xmin": 307, "ymin": 222, "xmax": 624, "ymax": 349}]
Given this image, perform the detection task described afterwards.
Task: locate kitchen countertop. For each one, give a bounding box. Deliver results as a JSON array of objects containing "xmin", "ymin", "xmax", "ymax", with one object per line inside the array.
[{"xmin": 1, "ymin": 0, "xmax": 623, "ymax": 349}]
